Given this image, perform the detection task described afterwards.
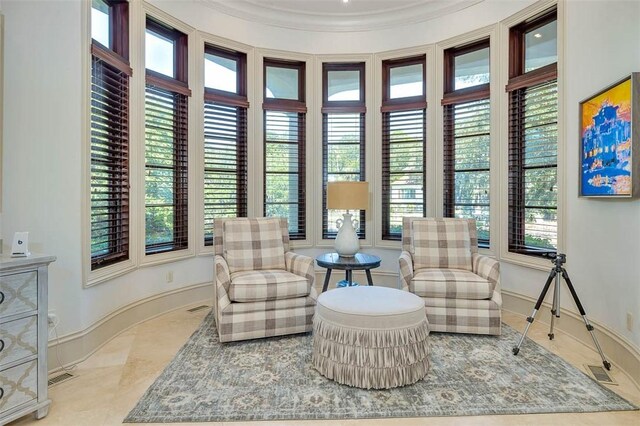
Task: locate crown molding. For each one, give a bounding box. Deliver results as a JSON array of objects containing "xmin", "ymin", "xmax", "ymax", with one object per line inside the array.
[{"xmin": 197, "ymin": 0, "xmax": 485, "ymax": 33}]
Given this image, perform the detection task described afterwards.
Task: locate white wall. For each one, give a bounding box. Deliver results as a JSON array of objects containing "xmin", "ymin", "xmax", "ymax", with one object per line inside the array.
[
  {"xmin": 563, "ymin": 0, "xmax": 640, "ymax": 346},
  {"xmin": 0, "ymin": 0, "xmax": 212, "ymax": 339},
  {"xmin": 1, "ymin": 0, "xmax": 639, "ymax": 354}
]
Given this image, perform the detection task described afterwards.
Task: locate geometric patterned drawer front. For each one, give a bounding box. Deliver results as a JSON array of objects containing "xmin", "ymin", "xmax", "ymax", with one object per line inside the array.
[
  {"xmin": 0, "ymin": 316, "xmax": 38, "ymax": 368},
  {"xmin": 0, "ymin": 272, "xmax": 37, "ymax": 319},
  {"xmin": 0, "ymin": 360, "xmax": 37, "ymax": 413}
]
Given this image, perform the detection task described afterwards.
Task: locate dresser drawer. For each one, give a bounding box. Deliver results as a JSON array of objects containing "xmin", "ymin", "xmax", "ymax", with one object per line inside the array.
[
  {"xmin": 0, "ymin": 360, "xmax": 38, "ymax": 413},
  {"xmin": 0, "ymin": 272, "xmax": 38, "ymax": 318},
  {"xmin": 0, "ymin": 316, "xmax": 38, "ymax": 368}
]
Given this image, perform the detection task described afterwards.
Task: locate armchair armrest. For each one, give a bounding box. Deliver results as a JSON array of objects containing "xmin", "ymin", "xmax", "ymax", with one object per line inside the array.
[
  {"xmin": 472, "ymin": 253, "xmax": 500, "ymax": 292},
  {"xmin": 214, "ymin": 255, "xmax": 232, "ymax": 315},
  {"xmin": 285, "ymin": 251, "xmax": 315, "ymax": 288},
  {"xmin": 399, "ymin": 250, "xmax": 414, "ymax": 291}
]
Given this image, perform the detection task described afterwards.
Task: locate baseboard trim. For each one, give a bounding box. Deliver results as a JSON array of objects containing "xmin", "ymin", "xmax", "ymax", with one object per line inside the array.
[
  {"xmin": 47, "ymin": 282, "xmax": 213, "ymax": 374},
  {"xmin": 502, "ymin": 289, "xmax": 640, "ymax": 390},
  {"xmin": 47, "ymin": 271, "xmax": 639, "ymax": 394}
]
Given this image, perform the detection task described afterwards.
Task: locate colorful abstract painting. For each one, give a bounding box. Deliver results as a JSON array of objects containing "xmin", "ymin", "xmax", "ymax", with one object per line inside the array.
[{"xmin": 580, "ymin": 78, "xmax": 633, "ymax": 196}]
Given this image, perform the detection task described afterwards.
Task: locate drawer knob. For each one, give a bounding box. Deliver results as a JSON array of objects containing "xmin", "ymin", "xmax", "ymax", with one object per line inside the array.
[{"xmin": 0, "ymin": 291, "xmax": 4, "ymax": 304}]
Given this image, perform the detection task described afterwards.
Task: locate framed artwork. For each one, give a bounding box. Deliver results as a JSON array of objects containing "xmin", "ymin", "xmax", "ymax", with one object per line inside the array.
[{"xmin": 579, "ymin": 73, "xmax": 640, "ymax": 197}]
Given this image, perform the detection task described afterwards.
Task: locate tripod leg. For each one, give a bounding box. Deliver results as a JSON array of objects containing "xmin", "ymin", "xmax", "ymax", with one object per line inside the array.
[
  {"xmin": 513, "ymin": 268, "xmax": 556, "ymax": 355},
  {"xmin": 548, "ymin": 271, "xmax": 561, "ymax": 340},
  {"xmin": 561, "ymin": 269, "xmax": 612, "ymax": 370}
]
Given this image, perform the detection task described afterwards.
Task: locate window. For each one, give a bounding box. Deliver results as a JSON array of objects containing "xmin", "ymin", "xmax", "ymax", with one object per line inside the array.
[
  {"xmin": 381, "ymin": 55, "xmax": 427, "ymax": 240},
  {"xmin": 443, "ymin": 40, "xmax": 491, "ymax": 246},
  {"xmin": 203, "ymin": 45, "xmax": 248, "ymax": 245},
  {"xmin": 322, "ymin": 63, "xmax": 366, "ymax": 239},
  {"xmin": 144, "ymin": 18, "xmax": 190, "ymax": 255},
  {"xmin": 90, "ymin": 0, "xmax": 131, "ymax": 270},
  {"xmin": 507, "ymin": 8, "xmax": 558, "ymax": 256},
  {"xmin": 263, "ymin": 59, "xmax": 306, "ymax": 240}
]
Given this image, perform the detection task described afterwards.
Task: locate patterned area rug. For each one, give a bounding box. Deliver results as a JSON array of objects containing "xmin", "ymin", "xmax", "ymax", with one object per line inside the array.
[{"xmin": 125, "ymin": 311, "xmax": 636, "ymax": 422}]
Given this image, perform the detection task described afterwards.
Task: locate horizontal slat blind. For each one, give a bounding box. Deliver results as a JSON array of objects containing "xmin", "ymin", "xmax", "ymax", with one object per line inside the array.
[
  {"xmin": 443, "ymin": 98, "xmax": 491, "ymax": 245},
  {"xmin": 90, "ymin": 55, "xmax": 130, "ymax": 270},
  {"xmin": 322, "ymin": 113, "xmax": 366, "ymax": 239},
  {"xmin": 204, "ymin": 101, "xmax": 248, "ymax": 245},
  {"xmin": 144, "ymin": 85, "xmax": 189, "ymax": 254},
  {"xmin": 508, "ymin": 79, "xmax": 558, "ymax": 255},
  {"xmin": 381, "ymin": 108, "xmax": 426, "ymax": 240},
  {"xmin": 264, "ymin": 110, "xmax": 306, "ymax": 239}
]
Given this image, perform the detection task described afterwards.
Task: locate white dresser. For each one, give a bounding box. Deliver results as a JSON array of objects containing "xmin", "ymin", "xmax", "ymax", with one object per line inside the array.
[{"xmin": 0, "ymin": 254, "xmax": 55, "ymax": 424}]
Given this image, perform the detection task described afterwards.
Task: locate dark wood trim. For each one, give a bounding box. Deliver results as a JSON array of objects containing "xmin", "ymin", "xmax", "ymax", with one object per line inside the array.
[
  {"xmin": 380, "ymin": 100, "xmax": 427, "ymax": 113},
  {"xmin": 321, "ymin": 105, "xmax": 366, "ymax": 114},
  {"xmin": 322, "ymin": 62, "xmax": 366, "ymax": 108},
  {"xmin": 262, "ymin": 99, "xmax": 307, "ymax": 113},
  {"xmin": 146, "ymin": 70, "xmax": 192, "ymax": 96},
  {"xmin": 509, "ymin": 7, "xmax": 557, "ymax": 79},
  {"xmin": 145, "ymin": 17, "xmax": 188, "ymax": 84},
  {"xmin": 441, "ymin": 83, "xmax": 490, "ymax": 106},
  {"xmin": 264, "ymin": 57, "xmax": 306, "ymax": 103},
  {"xmin": 204, "ymin": 89, "xmax": 249, "ymax": 108},
  {"xmin": 205, "ymin": 44, "xmax": 247, "ymax": 97},
  {"xmin": 443, "ymin": 38, "xmax": 490, "ymax": 94},
  {"xmin": 110, "ymin": 0, "xmax": 129, "ymax": 60},
  {"xmin": 91, "ymin": 42, "xmax": 132, "ymax": 76},
  {"xmin": 506, "ymin": 63, "xmax": 557, "ymax": 92},
  {"xmin": 382, "ymin": 54, "xmax": 426, "ymax": 106}
]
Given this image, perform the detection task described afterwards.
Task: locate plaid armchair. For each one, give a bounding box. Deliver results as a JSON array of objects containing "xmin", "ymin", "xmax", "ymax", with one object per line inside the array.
[
  {"xmin": 213, "ymin": 217, "xmax": 317, "ymax": 342},
  {"xmin": 399, "ymin": 217, "xmax": 501, "ymax": 335}
]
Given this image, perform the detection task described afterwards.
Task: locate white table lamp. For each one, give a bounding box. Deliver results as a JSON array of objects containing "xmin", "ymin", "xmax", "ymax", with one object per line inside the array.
[{"xmin": 327, "ymin": 181, "xmax": 369, "ymax": 257}]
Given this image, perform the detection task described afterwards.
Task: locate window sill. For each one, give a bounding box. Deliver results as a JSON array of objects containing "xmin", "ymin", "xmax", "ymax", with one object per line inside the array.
[
  {"xmin": 86, "ymin": 259, "xmax": 137, "ymax": 288},
  {"xmin": 140, "ymin": 247, "xmax": 195, "ymax": 268},
  {"xmin": 498, "ymin": 249, "xmax": 555, "ymax": 272}
]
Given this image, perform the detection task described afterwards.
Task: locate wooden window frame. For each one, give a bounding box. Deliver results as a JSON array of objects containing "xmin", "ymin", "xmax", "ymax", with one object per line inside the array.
[
  {"xmin": 381, "ymin": 55, "xmax": 427, "ymax": 241},
  {"xmin": 507, "ymin": 7, "xmax": 558, "ymax": 257},
  {"xmin": 144, "ymin": 17, "xmax": 191, "ymax": 255},
  {"xmin": 321, "ymin": 62, "xmax": 366, "ymax": 240},
  {"xmin": 262, "ymin": 58, "xmax": 307, "ymax": 240},
  {"xmin": 90, "ymin": 0, "xmax": 131, "ymax": 271},
  {"xmin": 442, "ymin": 40, "xmax": 491, "ymax": 248},
  {"xmin": 203, "ymin": 44, "xmax": 249, "ymax": 246}
]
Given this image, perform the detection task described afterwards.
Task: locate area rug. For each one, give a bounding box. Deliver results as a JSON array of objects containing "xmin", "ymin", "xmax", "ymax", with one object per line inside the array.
[{"xmin": 125, "ymin": 311, "xmax": 636, "ymax": 423}]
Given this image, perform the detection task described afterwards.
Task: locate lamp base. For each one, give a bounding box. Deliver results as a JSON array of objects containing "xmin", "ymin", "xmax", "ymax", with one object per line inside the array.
[{"xmin": 334, "ymin": 212, "xmax": 360, "ymax": 257}]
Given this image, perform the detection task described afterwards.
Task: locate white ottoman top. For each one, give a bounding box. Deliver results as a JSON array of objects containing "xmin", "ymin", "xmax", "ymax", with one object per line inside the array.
[{"xmin": 316, "ymin": 286, "xmax": 426, "ymax": 329}]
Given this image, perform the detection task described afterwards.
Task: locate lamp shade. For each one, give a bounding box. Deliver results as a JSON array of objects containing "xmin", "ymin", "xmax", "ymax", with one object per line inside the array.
[{"xmin": 327, "ymin": 181, "xmax": 369, "ymax": 210}]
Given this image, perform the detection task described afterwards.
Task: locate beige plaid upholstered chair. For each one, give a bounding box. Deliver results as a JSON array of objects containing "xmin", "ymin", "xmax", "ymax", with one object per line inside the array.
[
  {"xmin": 213, "ymin": 217, "xmax": 317, "ymax": 342},
  {"xmin": 399, "ymin": 217, "xmax": 502, "ymax": 335}
]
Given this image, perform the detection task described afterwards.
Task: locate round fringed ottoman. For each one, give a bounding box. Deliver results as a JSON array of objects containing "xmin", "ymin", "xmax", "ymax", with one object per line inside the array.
[{"xmin": 312, "ymin": 286, "xmax": 429, "ymax": 389}]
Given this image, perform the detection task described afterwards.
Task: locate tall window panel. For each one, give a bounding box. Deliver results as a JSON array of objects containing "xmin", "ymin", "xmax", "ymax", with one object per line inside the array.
[
  {"xmin": 203, "ymin": 45, "xmax": 248, "ymax": 245},
  {"xmin": 322, "ymin": 63, "xmax": 366, "ymax": 239},
  {"xmin": 507, "ymin": 9, "xmax": 558, "ymax": 256},
  {"xmin": 263, "ymin": 59, "xmax": 306, "ymax": 239},
  {"xmin": 443, "ymin": 40, "xmax": 491, "ymax": 246},
  {"xmin": 144, "ymin": 18, "xmax": 191, "ymax": 255},
  {"xmin": 381, "ymin": 55, "xmax": 427, "ymax": 240},
  {"xmin": 90, "ymin": 0, "xmax": 131, "ymax": 270}
]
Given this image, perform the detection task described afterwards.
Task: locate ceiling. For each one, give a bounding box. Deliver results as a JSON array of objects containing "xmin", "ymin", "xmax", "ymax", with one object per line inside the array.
[{"xmin": 200, "ymin": 0, "xmax": 485, "ymax": 32}]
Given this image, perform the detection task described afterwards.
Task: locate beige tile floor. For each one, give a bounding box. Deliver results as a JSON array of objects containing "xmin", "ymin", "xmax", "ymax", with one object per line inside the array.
[{"xmin": 9, "ymin": 302, "xmax": 640, "ymax": 426}]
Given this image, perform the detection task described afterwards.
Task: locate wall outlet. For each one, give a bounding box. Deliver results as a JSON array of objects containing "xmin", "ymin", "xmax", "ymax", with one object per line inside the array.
[
  {"xmin": 166, "ymin": 271, "xmax": 174, "ymax": 283},
  {"xmin": 47, "ymin": 311, "xmax": 57, "ymax": 327},
  {"xmin": 627, "ymin": 312, "xmax": 633, "ymax": 331}
]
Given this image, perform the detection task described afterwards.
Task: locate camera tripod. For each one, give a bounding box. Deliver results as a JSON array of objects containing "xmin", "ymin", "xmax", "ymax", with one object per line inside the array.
[{"xmin": 512, "ymin": 253, "xmax": 611, "ymax": 370}]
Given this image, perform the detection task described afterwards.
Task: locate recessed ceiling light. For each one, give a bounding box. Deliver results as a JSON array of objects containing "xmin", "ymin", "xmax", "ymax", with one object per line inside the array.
[
  {"xmin": 342, "ymin": 0, "xmax": 349, "ymax": 3},
  {"xmin": 534, "ymin": 33, "xmax": 542, "ymax": 38}
]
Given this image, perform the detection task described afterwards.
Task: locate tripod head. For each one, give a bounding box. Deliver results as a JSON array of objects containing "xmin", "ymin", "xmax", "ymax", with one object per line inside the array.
[{"xmin": 543, "ymin": 252, "xmax": 566, "ymax": 269}]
